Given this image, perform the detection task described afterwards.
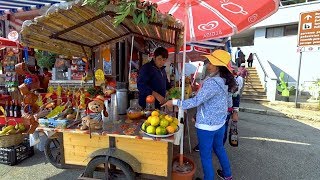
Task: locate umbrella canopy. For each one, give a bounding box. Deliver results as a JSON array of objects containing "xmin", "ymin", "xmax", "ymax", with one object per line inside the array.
[
  {"xmin": 167, "ymin": 38, "xmax": 228, "ymax": 62},
  {"xmin": 148, "ymin": 0, "xmax": 280, "ymax": 162},
  {"xmin": 0, "ymin": 37, "xmax": 22, "ymax": 49},
  {"xmin": 151, "ymin": 0, "xmax": 279, "ymax": 41},
  {"xmin": 168, "ymin": 44, "xmax": 211, "ymax": 62}
]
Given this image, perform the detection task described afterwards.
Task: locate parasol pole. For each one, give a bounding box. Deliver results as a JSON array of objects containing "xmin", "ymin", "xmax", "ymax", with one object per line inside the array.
[
  {"xmin": 177, "ymin": 3, "xmax": 188, "ymax": 166},
  {"xmin": 128, "ymin": 36, "xmax": 135, "ymax": 89}
]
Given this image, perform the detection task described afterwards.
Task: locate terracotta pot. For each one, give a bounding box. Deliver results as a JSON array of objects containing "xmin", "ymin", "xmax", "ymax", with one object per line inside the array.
[
  {"xmin": 18, "ymin": 83, "xmax": 30, "ymax": 96},
  {"xmin": 172, "ymin": 155, "xmax": 196, "ymax": 180}
]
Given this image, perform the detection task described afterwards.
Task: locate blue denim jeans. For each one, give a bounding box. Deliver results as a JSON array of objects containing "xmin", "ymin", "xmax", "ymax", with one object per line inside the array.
[{"xmin": 197, "ymin": 126, "xmax": 232, "ymax": 180}]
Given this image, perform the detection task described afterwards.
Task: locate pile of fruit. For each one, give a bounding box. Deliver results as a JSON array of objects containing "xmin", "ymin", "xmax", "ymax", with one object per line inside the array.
[
  {"xmin": 141, "ymin": 111, "xmax": 179, "ymax": 136},
  {"xmin": 0, "ymin": 123, "xmax": 26, "ymax": 136}
]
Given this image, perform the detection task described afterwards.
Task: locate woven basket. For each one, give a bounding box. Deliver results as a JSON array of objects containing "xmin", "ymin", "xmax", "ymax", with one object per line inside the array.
[{"xmin": 0, "ymin": 119, "xmax": 25, "ymax": 148}]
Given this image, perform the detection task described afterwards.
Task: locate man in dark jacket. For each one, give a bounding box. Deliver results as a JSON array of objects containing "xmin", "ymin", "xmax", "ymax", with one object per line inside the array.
[{"xmin": 137, "ymin": 47, "xmax": 171, "ymax": 109}]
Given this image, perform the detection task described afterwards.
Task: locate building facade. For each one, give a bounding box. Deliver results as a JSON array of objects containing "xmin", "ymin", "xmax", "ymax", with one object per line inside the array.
[{"xmin": 232, "ymin": 1, "xmax": 320, "ymax": 96}]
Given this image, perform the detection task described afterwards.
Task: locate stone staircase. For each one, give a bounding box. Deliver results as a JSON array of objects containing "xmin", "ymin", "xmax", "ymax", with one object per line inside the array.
[{"xmin": 241, "ymin": 67, "xmax": 269, "ymax": 102}]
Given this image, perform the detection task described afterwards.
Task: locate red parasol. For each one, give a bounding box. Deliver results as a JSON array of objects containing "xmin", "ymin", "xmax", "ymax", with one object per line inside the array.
[
  {"xmin": 0, "ymin": 37, "xmax": 22, "ymax": 49},
  {"xmin": 148, "ymin": 0, "xmax": 280, "ymax": 167},
  {"xmin": 152, "ymin": 0, "xmax": 279, "ymax": 41}
]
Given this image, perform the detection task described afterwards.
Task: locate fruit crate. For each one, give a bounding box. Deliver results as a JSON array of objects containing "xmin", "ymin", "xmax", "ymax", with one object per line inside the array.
[{"xmin": 0, "ymin": 138, "xmax": 34, "ymax": 165}]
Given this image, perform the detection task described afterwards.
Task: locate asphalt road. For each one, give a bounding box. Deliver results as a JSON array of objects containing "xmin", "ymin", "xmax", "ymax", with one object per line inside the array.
[{"xmin": 0, "ymin": 112, "xmax": 319, "ymax": 180}]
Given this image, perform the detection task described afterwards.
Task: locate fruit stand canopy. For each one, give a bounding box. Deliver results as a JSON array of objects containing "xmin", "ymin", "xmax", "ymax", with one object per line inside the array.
[{"xmin": 20, "ymin": 0, "xmax": 184, "ymax": 57}]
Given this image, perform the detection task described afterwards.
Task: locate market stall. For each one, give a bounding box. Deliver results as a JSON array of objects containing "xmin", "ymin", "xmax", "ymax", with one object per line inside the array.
[{"xmin": 19, "ymin": 0, "xmax": 186, "ymax": 179}]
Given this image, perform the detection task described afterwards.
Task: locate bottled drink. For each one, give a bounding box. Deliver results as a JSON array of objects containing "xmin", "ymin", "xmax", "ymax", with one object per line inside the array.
[
  {"xmin": 5, "ymin": 101, "xmax": 10, "ymax": 117},
  {"xmin": 14, "ymin": 100, "xmax": 20, "ymax": 118},
  {"xmin": 9, "ymin": 101, "xmax": 14, "ymax": 117}
]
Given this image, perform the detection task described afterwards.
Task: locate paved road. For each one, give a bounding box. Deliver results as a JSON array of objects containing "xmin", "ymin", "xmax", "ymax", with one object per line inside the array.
[{"xmin": 0, "ymin": 112, "xmax": 319, "ymax": 180}]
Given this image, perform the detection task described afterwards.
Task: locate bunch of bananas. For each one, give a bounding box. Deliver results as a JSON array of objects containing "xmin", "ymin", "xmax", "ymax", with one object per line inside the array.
[{"xmin": 0, "ymin": 123, "xmax": 26, "ymax": 136}]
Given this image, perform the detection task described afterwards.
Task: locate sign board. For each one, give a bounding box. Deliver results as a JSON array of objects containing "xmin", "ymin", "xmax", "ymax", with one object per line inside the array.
[{"xmin": 297, "ymin": 10, "xmax": 320, "ymax": 52}]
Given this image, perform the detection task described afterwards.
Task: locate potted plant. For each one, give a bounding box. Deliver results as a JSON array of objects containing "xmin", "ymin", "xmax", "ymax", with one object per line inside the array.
[{"xmin": 276, "ymin": 72, "xmax": 294, "ymax": 102}]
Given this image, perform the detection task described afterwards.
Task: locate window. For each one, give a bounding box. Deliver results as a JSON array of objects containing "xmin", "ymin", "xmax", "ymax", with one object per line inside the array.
[
  {"xmin": 266, "ymin": 24, "xmax": 298, "ymax": 38},
  {"xmin": 285, "ymin": 24, "xmax": 299, "ymax": 36}
]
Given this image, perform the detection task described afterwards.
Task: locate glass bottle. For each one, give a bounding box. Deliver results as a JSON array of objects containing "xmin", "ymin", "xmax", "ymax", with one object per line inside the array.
[{"xmin": 127, "ymin": 99, "xmax": 143, "ymax": 120}]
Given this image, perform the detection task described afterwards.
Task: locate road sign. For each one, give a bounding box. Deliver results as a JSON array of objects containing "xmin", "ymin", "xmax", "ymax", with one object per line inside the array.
[{"xmin": 297, "ymin": 10, "xmax": 320, "ymax": 51}]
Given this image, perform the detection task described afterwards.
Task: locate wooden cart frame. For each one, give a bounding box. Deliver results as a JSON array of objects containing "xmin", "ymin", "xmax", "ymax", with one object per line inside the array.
[{"xmin": 21, "ymin": 2, "xmax": 184, "ymax": 179}]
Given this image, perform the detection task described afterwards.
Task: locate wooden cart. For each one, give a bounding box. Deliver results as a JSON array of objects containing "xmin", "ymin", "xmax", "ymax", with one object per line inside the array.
[
  {"xmin": 21, "ymin": 1, "xmax": 184, "ymax": 179},
  {"xmin": 37, "ymin": 118, "xmax": 175, "ymax": 179}
]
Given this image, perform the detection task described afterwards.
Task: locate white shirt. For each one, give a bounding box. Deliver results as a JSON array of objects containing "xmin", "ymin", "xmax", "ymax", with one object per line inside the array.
[{"xmin": 234, "ymin": 76, "xmax": 243, "ymax": 95}]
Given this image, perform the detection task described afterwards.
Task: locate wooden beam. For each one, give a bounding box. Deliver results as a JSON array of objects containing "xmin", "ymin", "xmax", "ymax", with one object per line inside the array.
[
  {"xmin": 54, "ymin": 36, "xmax": 92, "ymax": 48},
  {"xmin": 132, "ymin": 32, "xmax": 176, "ymax": 46},
  {"xmin": 92, "ymin": 32, "xmax": 131, "ymax": 48},
  {"xmin": 50, "ymin": 11, "xmax": 114, "ymax": 38}
]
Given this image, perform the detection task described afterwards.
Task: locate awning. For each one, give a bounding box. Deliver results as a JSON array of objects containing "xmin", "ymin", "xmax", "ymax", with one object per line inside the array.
[
  {"xmin": 0, "ymin": 37, "xmax": 22, "ymax": 49},
  {"xmin": 20, "ymin": 1, "xmax": 183, "ymax": 57},
  {"xmin": 0, "ymin": 0, "xmax": 65, "ymax": 15}
]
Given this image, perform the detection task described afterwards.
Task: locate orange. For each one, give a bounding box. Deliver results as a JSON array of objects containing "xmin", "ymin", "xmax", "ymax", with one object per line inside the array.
[
  {"xmin": 151, "ymin": 111, "xmax": 159, "ymax": 116},
  {"xmin": 146, "ymin": 95, "xmax": 155, "ymax": 103},
  {"xmin": 166, "ymin": 126, "xmax": 175, "ymax": 134}
]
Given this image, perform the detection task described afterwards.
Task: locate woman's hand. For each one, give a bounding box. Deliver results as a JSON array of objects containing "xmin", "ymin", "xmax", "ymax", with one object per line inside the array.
[{"xmin": 161, "ymin": 100, "xmax": 173, "ymax": 108}]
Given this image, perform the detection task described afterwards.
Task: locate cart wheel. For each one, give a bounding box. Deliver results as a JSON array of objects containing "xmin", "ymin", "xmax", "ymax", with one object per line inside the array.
[
  {"xmin": 44, "ymin": 137, "xmax": 63, "ymax": 168},
  {"xmin": 83, "ymin": 156, "xmax": 135, "ymax": 180}
]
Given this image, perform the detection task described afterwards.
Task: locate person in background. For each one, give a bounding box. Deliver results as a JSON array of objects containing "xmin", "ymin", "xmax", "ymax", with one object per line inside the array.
[
  {"xmin": 237, "ymin": 63, "xmax": 248, "ymax": 96},
  {"xmin": 235, "ymin": 47, "xmax": 244, "ymax": 67},
  {"xmin": 162, "ymin": 50, "xmax": 237, "ymax": 180},
  {"xmin": 137, "ymin": 47, "xmax": 171, "ymax": 109},
  {"xmin": 247, "ymin": 53, "xmax": 254, "ymax": 67}
]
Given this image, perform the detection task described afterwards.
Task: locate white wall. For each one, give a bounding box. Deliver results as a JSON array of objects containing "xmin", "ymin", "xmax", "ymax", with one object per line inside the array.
[
  {"xmin": 235, "ymin": 2, "xmax": 320, "ymax": 88},
  {"xmin": 253, "ymin": 2, "xmax": 320, "ymax": 28},
  {"xmin": 254, "ymin": 28, "xmax": 320, "ymax": 87}
]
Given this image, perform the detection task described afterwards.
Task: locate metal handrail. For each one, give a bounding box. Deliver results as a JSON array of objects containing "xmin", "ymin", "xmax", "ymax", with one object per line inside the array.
[{"xmin": 253, "ymin": 53, "xmax": 269, "ymax": 81}]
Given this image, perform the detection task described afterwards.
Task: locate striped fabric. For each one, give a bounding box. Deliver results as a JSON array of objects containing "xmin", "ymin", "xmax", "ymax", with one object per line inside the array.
[{"xmin": 0, "ymin": 0, "xmax": 65, "ymax": 15}]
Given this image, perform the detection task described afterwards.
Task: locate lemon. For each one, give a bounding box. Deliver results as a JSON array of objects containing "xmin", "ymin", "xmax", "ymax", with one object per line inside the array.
[
  {"xmin": 173, "ymin": 117, "xmax": 179, "ymax": 125},
  {"xmin": 144, "ymin": 120, "xmax": 151, "ymax": 126},
  {"xmin": 169, "ymin": 122, "xmax": 178, "ymax": 131},
  {"xmin": 166, "ymin": 126, "xmax": 175, "ymax": 134},
  {"xmin": 165, "ymin": 115, "xmax": 173, "ymax": 123},
  {"xmin": 160, "ymin": 119, "xmax": 169, "ymax": 128},
  {"xmin": 150, "ymin": 116, "xmax": 160, "ymax": 126},
  {"xmin": 159, "ymin": 114, "xmax": 165, "ymax": 119},
  {"xmin": 151, "ymin": 111, "xmax": 159, "ymax": 117},
  {"xmin": 156, "ymin": 126, "xmax": 167, "ymax": 135},
  {"xmin": 141, "ymin": 122, "xmax": 150, "ymax": 131},
  {"xmin": 147, "ymin": 116, "xmax": 153, "ymax": 124},
  {"xmin": 146, "ymin": 126, "xmax": 156, "ymax": 134}
]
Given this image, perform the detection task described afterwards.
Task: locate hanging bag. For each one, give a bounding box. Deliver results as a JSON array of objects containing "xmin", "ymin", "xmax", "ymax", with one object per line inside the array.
[{"xmin": 229, "ymin": 120, "xmax": 238, "ymax": 147}]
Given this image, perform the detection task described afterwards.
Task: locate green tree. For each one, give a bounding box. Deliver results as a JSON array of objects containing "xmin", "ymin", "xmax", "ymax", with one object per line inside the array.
[{"xmin": 35, "ymin": 50, "xmax": 57, "ymax": 69}]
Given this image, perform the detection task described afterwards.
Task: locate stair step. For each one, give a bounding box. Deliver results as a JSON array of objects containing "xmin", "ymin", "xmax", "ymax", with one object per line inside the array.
[
  {"xmin": 240, "ymin": 98, "xmax": 269, "ymax": 103},
  {"xmin": 246, "ymin": 79, "xmax": 262, "ymax": 82},
  {"xmin": 243, "ymin": 89, "xmax": 265, "ymax": 93},
  {"xmin": 242, "ymin": 95, "xmax": 267, "ymax": 99},
  {"xmin": 242, "ymin": 91, "xmax": 266, "ymax": 95},
  {"xmin": 245, "ymin": 82, "xmax": 262, "ymax": 85},
  {"xmin": 244, "ymin": 84, "xmax": 264, "ymax": 89}
]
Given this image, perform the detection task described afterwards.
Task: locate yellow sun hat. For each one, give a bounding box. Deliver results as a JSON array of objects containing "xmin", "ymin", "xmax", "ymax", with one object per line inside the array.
[{"xmin": 202, "ymin": 50, "xmax": 232, "ymax": 72}]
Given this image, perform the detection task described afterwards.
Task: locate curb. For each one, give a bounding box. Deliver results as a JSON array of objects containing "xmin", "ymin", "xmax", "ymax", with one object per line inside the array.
[{"xmin": 239, "ymin": 107, "xmax": 320, "ymax": 122}]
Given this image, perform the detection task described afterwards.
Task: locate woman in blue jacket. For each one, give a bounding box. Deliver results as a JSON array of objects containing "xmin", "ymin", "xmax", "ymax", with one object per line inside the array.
[{"xmin": 162, "ymin": 50, "xmax": 237, "ymax": 180}]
